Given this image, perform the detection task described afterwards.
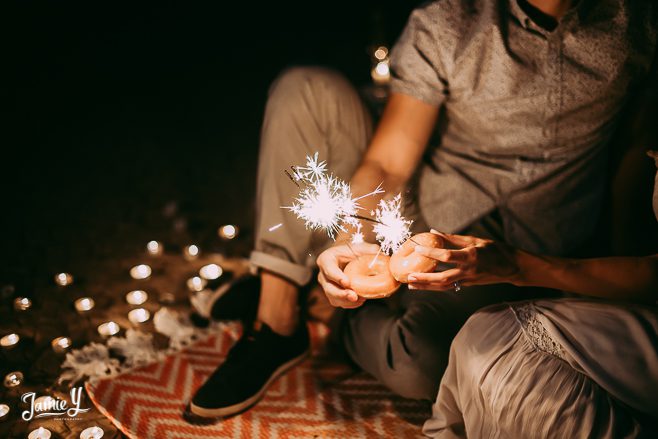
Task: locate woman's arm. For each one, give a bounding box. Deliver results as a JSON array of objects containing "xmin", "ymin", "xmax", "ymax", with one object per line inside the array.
[
  {"xmin": 513, "ymin": 251, "xmax": 658, "ymax": 301},
  {"xmin": 408, "ymin": 231, "xmax": 658, "ymax": 302}
]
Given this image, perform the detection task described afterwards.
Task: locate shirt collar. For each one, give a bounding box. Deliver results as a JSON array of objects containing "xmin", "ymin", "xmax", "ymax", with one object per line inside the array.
[{"xmin": 508, "ymin": 0, "xmax": 594, "ymax": 32}]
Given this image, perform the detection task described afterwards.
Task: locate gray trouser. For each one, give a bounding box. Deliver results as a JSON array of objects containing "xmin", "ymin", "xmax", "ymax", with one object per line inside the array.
[
  {"xmin": 250, "ymin": 66, "xmax": 373, "ymax": 286},
  {"xmin": 251, "ymin": 67, "xmax": 551, "ymax": 401}
]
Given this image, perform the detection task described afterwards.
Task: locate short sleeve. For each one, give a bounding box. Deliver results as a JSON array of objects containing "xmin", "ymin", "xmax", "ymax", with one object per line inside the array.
[{"xmin": 389, "ymin": 7, "xmax": 448, "ymax": 106}]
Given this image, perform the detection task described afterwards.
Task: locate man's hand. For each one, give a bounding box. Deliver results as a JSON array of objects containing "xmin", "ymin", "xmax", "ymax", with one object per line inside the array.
[
  {"xmin": 407, "ymin": 230, "xmax": 521, "ymax": 290},
  {"xmin": 317, "ymin": 242, "xmax": 380, "ymax": 308}
]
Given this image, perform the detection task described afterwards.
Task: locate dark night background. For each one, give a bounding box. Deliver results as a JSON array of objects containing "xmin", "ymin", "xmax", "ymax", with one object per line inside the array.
[
  {"xmin": 1, "ymin": 2, "xmax": 423, "ymax": 435},
  {"xmin": 1, "ymin": 1, "xmax": 658, "ymax": 437},
  {"xmin": 3, "ymin": 0, "xmax": 658, "ymax": 292},
  {"xmin": 1, "ymin": 1, "xmax": 420, "ymax": 287}
]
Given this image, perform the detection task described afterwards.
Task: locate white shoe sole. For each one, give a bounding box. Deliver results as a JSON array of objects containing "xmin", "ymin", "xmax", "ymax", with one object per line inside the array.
[{"xmin": 189, "ymin": 349, "xmax": 310, "ymax": 418}]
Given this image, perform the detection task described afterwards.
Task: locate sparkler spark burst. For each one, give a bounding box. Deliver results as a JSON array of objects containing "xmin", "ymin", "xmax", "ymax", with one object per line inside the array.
[
  {"xmin": 351, "ymin": 223, "xmax": 365, "ymax": 244},
  {"xmin": 285, "ymin": 153, "xmax": 411, "ymax": 253},
  {"xmin": 373, "ymin": 194, "xmax": 413, "ymax": 254},
  {"xmin": 287, "ymin": 175, "xmax": 358, "ymax": 238},
  {"xmin": 268, "ymin": 223, "xmax": 283, "ymax": 232},
  {"xmin": 285, "ymin": 153, "xmax": 383, "ymax": 239},
  {"xmin": 292, "ymin": 152, "xmax": 327, "ymax": 182}
]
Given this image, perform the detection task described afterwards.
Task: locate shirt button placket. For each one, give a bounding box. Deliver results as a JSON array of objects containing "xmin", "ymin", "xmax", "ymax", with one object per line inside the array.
[
  {"xmin": 546, "ymin": 36, "xmax": 560, "ymax": 144},
  {"xmin": 542, "ymin": 37, "xmax": 553, "ymax": 138}
]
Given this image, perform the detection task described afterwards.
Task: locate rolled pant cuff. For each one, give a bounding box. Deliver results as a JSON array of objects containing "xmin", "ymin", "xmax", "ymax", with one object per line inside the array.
[{"xmin": 249, "ymin": 250, "xmax": 313, "ymax": 286}]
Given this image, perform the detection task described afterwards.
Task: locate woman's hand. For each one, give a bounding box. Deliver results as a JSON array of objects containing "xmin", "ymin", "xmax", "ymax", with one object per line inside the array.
[
  {"xmin": 407, "ymin": 230, "xmax": 521, "ymax": 291},
  {"xmin": 316, "ymin": 241, "xmax": 381, "ymax": 308}
]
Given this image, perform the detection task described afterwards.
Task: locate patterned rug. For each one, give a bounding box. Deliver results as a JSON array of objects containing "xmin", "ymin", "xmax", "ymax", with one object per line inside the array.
[{"xmin": 86, "ymin": 322, "xmax": 429, "ymax": 438}]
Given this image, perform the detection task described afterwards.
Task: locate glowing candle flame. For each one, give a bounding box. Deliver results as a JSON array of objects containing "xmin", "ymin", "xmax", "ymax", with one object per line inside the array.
[
  {"xmin": 146, "ymin": 240, "xmax": 163, "ymax": 256},
  {"xmin": 125, "ymin": 290, "xmax": 148, "ymax": 305},
  {"xmin": 80, "ymin": 426, "xmax": 105, "ymax": 439},
  {"xmin": 54, "ymin": 272, "xmax": 74, "ymax": 286},
  {"xmin": 13, "ymin": 297, "xmax": 32, "ymax": 311},
  {"xmin": 97, "ymin": 322, "xmax": 120, "ymax": 337},
  {"xmin": 128, "ymin": 308, "xmax": 150, "ymax": 324},
  {"xmin": 0, "ymin": 333, "xmax": 20, "ymax": 348},
  {"xmin": 3, "ymin": 371, "xmax": 23, "ymax": 388},
  {"xmin": 28, "ymin": 427, "xmax": 51, "ymax": 439},
  {"xmin": 219, "ymin": 225, "xmax": 238, "ymax": 240},
  {"xmin": 183, "ymin": 245, "xmax": 200, "ymax": 260},
  {"xmin": 187, "ymin": 276, "xmax": 207, "ymax": 292},
  {"xmin": 199, "ymin": 263, "xmax": 222, "ymax": 280},
  {"xmin": 130, "ymin": 264, "xmax": 151, "ymax": 280},
  {"xmin": 374, "ymin": 46, "xmax": 389, "ymax": 60},
  {"xmin": 51, "ymin": 337, "xmax": 72, "ymax": 353},
  {"xmin": 74, "ymin": 297, "xmax": 95, "ymax": 312},
  {"xmin": 0, "ymin": 403, "xmax": 9, "ymax": 420}
]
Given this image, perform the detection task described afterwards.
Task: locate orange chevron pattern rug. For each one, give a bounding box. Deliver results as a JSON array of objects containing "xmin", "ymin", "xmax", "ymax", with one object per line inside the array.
[{"xmin": 86, "ymin": 322, "xmax": 429, "ymax": 438}]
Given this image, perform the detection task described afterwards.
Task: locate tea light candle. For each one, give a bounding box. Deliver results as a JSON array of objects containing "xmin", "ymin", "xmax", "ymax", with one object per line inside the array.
[
  {"xmin": 0, "ymin": 403, "xmax": 9, "ymax": 421},
  {"xmin": 0, "ymin": 333, "xmax": 20, "ymax": 348},
  {"xmin": 28, "ymin": 427, "xmax": 51, "ymax": 439},
  {"xmin": 80, "ymin": 426, "xmax": 104, "ymax": 439},
  {"xmin": 128, "ymin": 308, "xmax": 150, "ymax": 324},
  {"xmin": 125, "ymin": 290, "xmax": 148, "ymax": 305},
  {"xmin": 51, "ymin": 337, "xmax": 72, "ymax": 353},
  {"xmin": 183, "ymin": 244, "xmax": 200, "ymax": 260},
  {"xmin": 146, "ymin": 240, "xmax": 163, "ymax": 256},
  {"xmin": 13, "ymin": 297, "xmax": 32, "ymax": 311},
  {"xmin": 97, "ymin": 322, "xmax": 120, "ymax": 337},
  {"xmin": 130, "ymin": 264, "xmax": 152, "ymax": 280},
  {"xmin": 74, "ymin": 297, "xmax": 95, "ymax": 312},
  {"xmin": 54, "ymin": 272, "xmax": 74, "ymax": 286},
  {"xmin": 371, "ymin": 60, "xmax": 391, "ymax": 85},
  {"xmin": 218, "ymin": 224, "xmax": 238, "ymax": 240},
  {"xmin": 187, "ymin": 276, "xmax": 207, "ymax": 292},
  {"xmin": 3, "ymin": 371, "xmax": 23, "ymax": 388},
  {"xmin": 199, "ymin": 263, "xmax": 223, "ymax": 280},
  {"xmin": 373, "ymin": 45, "xmax": 388, "ymax": 60}
]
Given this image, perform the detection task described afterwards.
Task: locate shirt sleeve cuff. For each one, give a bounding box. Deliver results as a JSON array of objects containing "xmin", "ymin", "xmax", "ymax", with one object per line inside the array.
[{"xmin": 389, "ymin": 80, "xmax": 444, "ymax": 107}]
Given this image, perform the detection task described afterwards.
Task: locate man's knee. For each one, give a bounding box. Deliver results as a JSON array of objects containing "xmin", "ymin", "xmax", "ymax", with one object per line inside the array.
[
  {"xmin": 341, "ymin": 298, "xmax": 452, "ymax": 401},
  {"xmin": 381, "ymin": 357, "xmax": 442, "ymax": 401},
  {"xmin": 267, "ymin": 66, "xmax": 351, "ymax": 106},
  {"xmin": 382, "ymin": 302, "xmax": 453, "ymax": 400}
]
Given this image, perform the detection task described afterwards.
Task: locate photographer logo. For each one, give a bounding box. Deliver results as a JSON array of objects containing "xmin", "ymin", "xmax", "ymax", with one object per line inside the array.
[{"xmin": 21, "ymin": 387, "xmax": 91, "ymax": 421}]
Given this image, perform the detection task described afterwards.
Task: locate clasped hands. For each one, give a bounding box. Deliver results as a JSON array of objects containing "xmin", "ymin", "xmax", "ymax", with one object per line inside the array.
[{"xmin": 316, "ymin": 229, "xmax": 521, "ymax": 309}]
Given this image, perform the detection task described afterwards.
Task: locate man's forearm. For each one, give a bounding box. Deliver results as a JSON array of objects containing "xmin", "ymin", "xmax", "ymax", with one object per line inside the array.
[
  {"xmin": 513, "ymin": 251, "xmax": 658, "ymax": 301},
  {"xmin": 333, "ymin": 92, "xmax": 439, "ymax": 244}
]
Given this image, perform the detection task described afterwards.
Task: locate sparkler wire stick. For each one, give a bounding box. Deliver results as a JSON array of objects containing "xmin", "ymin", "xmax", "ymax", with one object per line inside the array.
[{"xmin": 284, "ymin": 170, "xmax": 300, "ymax": 188}]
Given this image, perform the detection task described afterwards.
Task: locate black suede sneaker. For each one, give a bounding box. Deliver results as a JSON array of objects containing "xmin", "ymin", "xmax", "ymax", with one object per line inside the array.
[
  {"xmin": 188, "ymin": 320, "xmax": 310, "ymax": 419},
  {"xmin": 190, "ymin": 276, "xmax": 261, "ymax": 327}
]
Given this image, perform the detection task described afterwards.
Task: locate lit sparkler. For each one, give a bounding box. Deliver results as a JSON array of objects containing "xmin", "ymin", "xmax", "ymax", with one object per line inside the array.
[
  {"xmin": 291, "ymin": 152, "xmax": 327, "ymax": 181},
  {"xmin": 351, "ymin": 222, "xmax": 365, "ymax": 244},
  {"xmin": 285, "ymin": 153, "xmax": 412, "ymax": 253},
  {"xmin": 285, "ymin": 153, "xmax": 383, "ymax": 239},
  {"xmin": 372, "ymin": 194, "xmax": 412, "ymax": 254}
]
